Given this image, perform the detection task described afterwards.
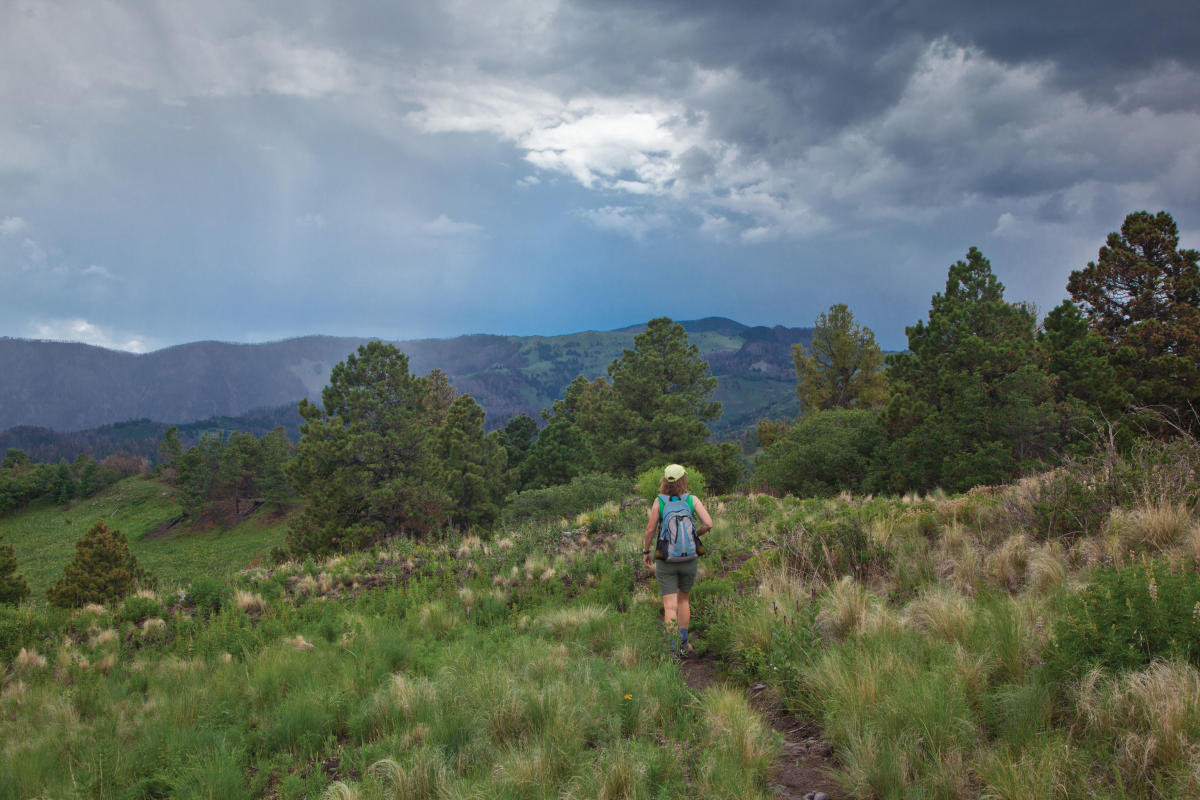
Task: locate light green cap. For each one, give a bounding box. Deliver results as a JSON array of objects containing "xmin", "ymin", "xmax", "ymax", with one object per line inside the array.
[{"xmin": 663, "ymin": 464, "xmax": 686, "ymax": 482}]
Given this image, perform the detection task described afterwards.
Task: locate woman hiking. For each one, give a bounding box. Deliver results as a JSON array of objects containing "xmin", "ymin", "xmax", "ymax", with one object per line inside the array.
[{"xmin": 641, "ymin": 463, "xmax": 713, "ymax": 655}]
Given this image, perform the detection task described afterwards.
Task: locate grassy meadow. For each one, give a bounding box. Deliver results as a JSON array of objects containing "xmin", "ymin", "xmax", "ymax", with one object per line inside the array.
[
  {"xmin": 1, "ymin": 478, "xmax": 290, "ymax": 596},
  {"xmin": 4, "ymin": 445, "xmax": 1200, "ymax": 798}
]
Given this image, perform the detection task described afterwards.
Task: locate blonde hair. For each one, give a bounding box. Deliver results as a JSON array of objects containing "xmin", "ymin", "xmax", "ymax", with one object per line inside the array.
[{"xmin": 659, "ymin": 474, "xmax": 689, "ymax": 496}]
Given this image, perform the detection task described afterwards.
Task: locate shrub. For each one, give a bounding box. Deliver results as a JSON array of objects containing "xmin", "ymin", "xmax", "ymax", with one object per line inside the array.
[
  {"xmin": 47, "ymin": 520, "xmax": 150, "ymax": 608},
  {"xmin": 187, "ymin": 576, "xmax": 228, "ymax": 616},
  {"xmin": 778, "ymin": 513, "xmax": 892, "ymax": 583},
  {"xmin": 754, "ymin": 409, "xmax": 886, "ymax": 497},
  {"xmin": 503, "ymin": 473, "xmax": 631, "ymax": 523},
  {"xmin": 0, "ymin": 536, "xmax": 30, "ymax": 605},
  {"xmin": 1018, "ymin": 435, "xmax": 1200, "ymax": 540},
  {"xmin": 0, "ymin": 604, "xmax": 65, "ymax": 663},
  {"xmin": 1047, "ymin": 559, "xmax": 1200, "ymax": 682},
  {"xmin": 633, "ymin": 465, "xmax": 707, "ymax": 501},
  {"xmin": 118, "ymin": 595, "xmax": 163, "ymax": 625}
]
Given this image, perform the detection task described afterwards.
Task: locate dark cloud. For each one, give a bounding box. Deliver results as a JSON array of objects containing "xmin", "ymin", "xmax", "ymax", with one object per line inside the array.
[{"xmin": 2, "ymin": 0, "xmax": 1198, "ymax": 352}]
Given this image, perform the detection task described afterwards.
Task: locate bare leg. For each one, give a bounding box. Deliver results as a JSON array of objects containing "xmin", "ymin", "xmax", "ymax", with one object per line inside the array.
[
  {"xmin": 677, "ymin": 591, "xmax": 690, "ymax": 631},
  {"xmin": 662, "ymin": 592, "xmax": 679, "ymax": 629}
]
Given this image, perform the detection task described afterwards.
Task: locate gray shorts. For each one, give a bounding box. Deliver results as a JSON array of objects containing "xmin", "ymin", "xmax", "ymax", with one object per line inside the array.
[{"xmin": 654, "ymin": 559, "xmax": 698, "ymax": 596}]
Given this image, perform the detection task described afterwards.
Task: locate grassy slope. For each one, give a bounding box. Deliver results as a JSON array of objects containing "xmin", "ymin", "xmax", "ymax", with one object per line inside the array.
[
  {"xmin": 0, "ymin": 504, "xmax": 778, "ymax": 800},
  {"xmin": 0, "ymin": 477, "xmax": 289, "ymax": 597},
  {"xmin": 5, "ymin": 464, "xmax": 1200, "ymax": 799}
]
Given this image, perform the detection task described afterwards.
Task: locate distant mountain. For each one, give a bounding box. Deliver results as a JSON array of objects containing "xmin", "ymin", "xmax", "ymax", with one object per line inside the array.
[{"xmin": 0, "ymin": 318, "xmax": 811, "ymax": 452}]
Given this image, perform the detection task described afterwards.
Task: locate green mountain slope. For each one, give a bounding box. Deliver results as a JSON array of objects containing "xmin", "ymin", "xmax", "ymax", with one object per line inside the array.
[{"xmin": 0, "ymin": 318, "xmax": 812, "ymax": 450}]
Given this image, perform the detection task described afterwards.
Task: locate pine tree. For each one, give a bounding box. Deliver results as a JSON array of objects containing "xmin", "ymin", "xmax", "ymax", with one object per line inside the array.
[
  {"xmin": 1066, "ymin": 210, "xmax": 1200, "ymax": 428},
  {"xmin": 520, "ymin": 419, "xmax": 597, "ymax": 489},
  {"xmin": 52, "ymin": 460, "xmax": 77, "ymax": 504},
  {"xmin": 0, "ymin": 537, "xmax": 30, "ymax": 605},
  {"xmin": 257, "ymin": 427, "xmax": 294, "ymax": 509},
  {"xmin": 882, "ymin": 248, "xmax": 1060, "ymax": 491},
  {"xmin": 158, "ymin": 426, "xmax": 183, "ymax": 469},
  {"xmin": 438, "ymin": 395, "xmax": 507, "ymax": 529},
  {"xmin": 501, "ymin": 414, "xmax": 538, "ymax": 473},
  {"xmin": 47, "ymin": 520, "xmax": 148, "ymax": 608},
  {"xmin": 580, "ymin": 318, "xmax": 721, "ymax": 475},
  {"xmin": 287, "ymin": 342, "xmax": 449, "ymax": 555},
  {"xmin": 793, "ymin": 303, "xmax": 887, "ymax": 414}
]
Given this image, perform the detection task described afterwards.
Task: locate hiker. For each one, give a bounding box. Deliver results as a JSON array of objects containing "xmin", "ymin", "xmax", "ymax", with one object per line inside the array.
[{"xmin": 642, "ymin": 463, "xmax": 713, "ymax": 654}]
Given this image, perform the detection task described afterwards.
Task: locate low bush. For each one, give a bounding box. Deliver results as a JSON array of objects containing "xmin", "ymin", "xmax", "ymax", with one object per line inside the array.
[
  {"xmin": 0, "ymin": 604, "xmax": 66, "ymax": 663},
  {"xmin": 753, "ymin": 408, "xmax": 886, "ymax": 497},
  {"xmin": 1047, "ymin": 559, "xmax": 1200, "ymax": 683},
  {"xmin": 188, "ymin": 576, "xmax": 229, "ymax": 617},
  {"xmin": 503, "ymin": 473, "xmax": 631, "ymax": 523},
  {"xmin": 118, "ymin": 595, "xmax": 163, "ymax": 625},
  {"xmin": 634, "ymin": 465, "xmax": 707, "ymax": 501},
  {"xmin": 778, "ymin": 513, "xmax": 892, "ymax": 583},
  {"xmin": 0, "ymin": 536, "xmax": 30, "ymax": 604},
  {"xmin": 1018, "ymin": 435, "xmax": 1200, "ymax": 540}
]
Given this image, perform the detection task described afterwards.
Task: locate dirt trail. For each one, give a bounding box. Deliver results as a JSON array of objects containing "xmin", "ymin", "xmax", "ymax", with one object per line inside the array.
[{"xmin": 680, "ymin": 656, "xmax": 843, "ymax": 799}]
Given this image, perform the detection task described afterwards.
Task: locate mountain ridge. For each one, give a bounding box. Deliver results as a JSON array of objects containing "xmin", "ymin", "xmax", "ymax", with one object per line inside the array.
[{"xmin": 0, "ymin": 318, "xmax": 811, "ymax": 442}]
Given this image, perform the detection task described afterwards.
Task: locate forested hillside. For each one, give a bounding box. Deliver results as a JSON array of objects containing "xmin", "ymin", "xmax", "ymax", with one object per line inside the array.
[{"xmin": 0, "ymin": 318, "xmax": 810, "ymax": 445}]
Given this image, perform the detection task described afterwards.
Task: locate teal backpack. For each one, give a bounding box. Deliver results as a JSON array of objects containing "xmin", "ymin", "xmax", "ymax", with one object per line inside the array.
[{"xmin": 655, "ymin": 493, "xmax": 704, "ymax": 562}]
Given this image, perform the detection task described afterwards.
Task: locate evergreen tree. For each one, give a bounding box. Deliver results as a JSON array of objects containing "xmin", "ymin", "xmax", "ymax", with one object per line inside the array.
[
  {"xmin": 257, "ymin": 426, "xmax": 294, "ymax": 509},
  {"xmin": 52, "ymin": 460, "xmax": 76, "ymax": 504},
  {"xmin": 2, "ymin": 448, "xmax": 30, "ymax": 472},
  {"xmin": 1066, "ymin": 210, "xmax": 1200, "ymax": 429},
  {"xmin": 0, "ymin": 536, "xmax": 30, "ymax": 605},
  {"xmin": 76, "ymin": 456, "xmax": 100, "ymax": 497},
  {"xmin": 882, "ymin": 248, "xmax": 1060, "ymax": 491},
  {"xmin": 158, "ymin": 426, "xmax": 183, "ymax": 469},
  {"xmin": 47, "ymin": 520, "xmax": 148, "ymax": 608},
  {"xmin": 175, "ymin": 443, "xmax": 215, "ymax": 518},
  {"xmin": 793, "ymin": 303, "xmax": 887, "ymax": 414},
  {"xmin": 520, "ymin": 419, "xmax": 597, "ymax": 489},
  {"xmin": 567, "ymin": 318, "xmax": 721, "ymax": 475},
  {"xmin": 287, "ymin": 342, "xmax": 448, "ymax": 555},
  {"xmin": 1038, "ymin": 300, "xmax": 1133, "ymax": 434},
  {"xmin": 218, "ymin": 432, "xmax": 259, "ymax": 515},
  {"xmin": 437, "ymin": 395, "xmax": 507, "ymax": 529},
  {"xmin": 420, "ymin": 368, "xmax": 459, "ymax": 426},
  {"xmin": 501, "ymin": 414, "xmax": 538, "ymax": 473}
]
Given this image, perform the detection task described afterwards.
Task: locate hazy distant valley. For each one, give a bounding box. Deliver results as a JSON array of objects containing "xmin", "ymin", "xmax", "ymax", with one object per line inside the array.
[{"xmin": 0, "ymin": 317, "xmax": 811, "ymax": 461}]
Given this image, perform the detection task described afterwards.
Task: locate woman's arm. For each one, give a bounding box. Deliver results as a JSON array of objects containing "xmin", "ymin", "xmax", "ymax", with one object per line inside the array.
[
  {"xmin": 692, "ymin": 496, "xmax": 714, "ymax": 535},
  {"xmin": 642, "ymin": 503, "xmax": 659, "ymax": 568}
]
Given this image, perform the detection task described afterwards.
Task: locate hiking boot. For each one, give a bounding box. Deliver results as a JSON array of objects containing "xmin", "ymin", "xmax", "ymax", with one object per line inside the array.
[{"xmin": 677, "ymin": 641, "xmax": 695, "ymax": 658}]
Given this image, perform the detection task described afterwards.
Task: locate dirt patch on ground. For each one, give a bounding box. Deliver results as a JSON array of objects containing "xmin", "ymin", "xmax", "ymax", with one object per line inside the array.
[
  {"xmin": 145, "ymin": 498, "xmax": 272, "ymax": 538},
  {"xmin": 144, "ymin": 516, "xmax": 185, "ymax": 539},
  {"xmin": 680, "ymin": 655, "xmax": 844, "ymax": 800}
]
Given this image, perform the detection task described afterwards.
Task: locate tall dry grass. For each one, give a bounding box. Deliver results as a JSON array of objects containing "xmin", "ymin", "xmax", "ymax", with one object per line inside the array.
[{"xmin": 1076, "ymin": 661, "xmax": 1200, "ymax": 782}]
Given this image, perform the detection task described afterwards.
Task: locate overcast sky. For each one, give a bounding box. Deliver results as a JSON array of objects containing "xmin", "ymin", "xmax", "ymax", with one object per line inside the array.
[{"xmin": 2, "ymin": 0, "xmax": 1198, "ymax": 352}]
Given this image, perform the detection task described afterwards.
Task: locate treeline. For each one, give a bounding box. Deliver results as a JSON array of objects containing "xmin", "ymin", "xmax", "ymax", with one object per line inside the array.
[
  {"xmin": 0, "ymin": 448, "xmax": 147, "ymax": 517},
  {"xmin": 159, "ymin": 427, "xmax": 295, "ymax": 518},
  {"xmin": 0, "ymin": 406, "xmax": 302, "ymax": 466},
  {"xmin": 283, "ymin": 322, "xmax": 739, "ymax": 556},
  {"xmin": 755, "ymin": 210, "xmax": 1199, "ymax": 496}
]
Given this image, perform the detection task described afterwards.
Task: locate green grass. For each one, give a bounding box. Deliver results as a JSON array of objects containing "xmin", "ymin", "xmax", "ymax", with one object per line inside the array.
[
  {"xmin": 0, "ymin": 510, "xmax": 778, "ymax": 800},
  {"xmin": 7, "ymin": 473, "xmax": 1200, "ymax": 799},
  {"xmin": 0, "ymin": 476, "xmax": 288, "ymax": 597}
]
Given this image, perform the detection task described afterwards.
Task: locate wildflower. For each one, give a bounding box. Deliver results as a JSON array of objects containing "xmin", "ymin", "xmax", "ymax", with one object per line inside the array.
[
  {"xmin": 623, "ymin": 694, "xmax": 633, "ymax": 701},
  {"xmin": 1193, "ymin": 601, "xmax": 1200, "ymax": 620},
  {"xmin": 1148, "ymin": 581, "xmax": 1158, "ymax": 602}
]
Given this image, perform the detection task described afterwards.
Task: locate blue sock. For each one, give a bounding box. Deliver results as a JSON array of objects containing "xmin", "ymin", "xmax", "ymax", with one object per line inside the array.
[{"xmin": 679, "ymin": 628, "xmax": 688, "ymax": 644}]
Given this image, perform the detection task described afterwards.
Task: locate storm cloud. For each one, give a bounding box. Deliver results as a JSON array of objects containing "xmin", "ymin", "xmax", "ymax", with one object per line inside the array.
[{"xmin": 2, "ymin": 0, "xmax": 1198, "ymax": 351}]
